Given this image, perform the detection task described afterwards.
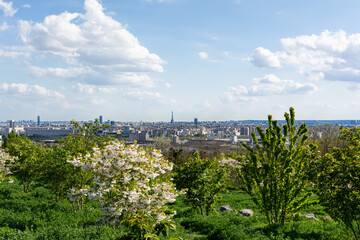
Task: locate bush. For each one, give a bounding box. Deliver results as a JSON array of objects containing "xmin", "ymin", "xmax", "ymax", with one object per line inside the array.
[
  {"xmin": 237, "ymin": 107, "xmax": 318, "ymax": 225},
  {"xmin": 317, "ymin": 127, "xmax": 360, "ymax": 239}
]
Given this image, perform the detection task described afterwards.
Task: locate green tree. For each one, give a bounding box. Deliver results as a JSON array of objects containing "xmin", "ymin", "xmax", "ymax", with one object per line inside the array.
[
  {"xmin": 61, "ymin": 119, "xmax": 112, "ymax": 157},
  {"xmin": 37, "ymin": 146, "xmax": 74, "ymax": 201},
  {"xmin": 316, "ymin": 127, "xmax": 360, "ymax": 240},
  {"xmin": 174, "ymin": 152, "xmax": 227, "ymax": 215},
  {"xmin": 237, "ymin": 107, "xmax": 317, "ymax": 225},
  {"xmin": 3, "ymin": 132, "xmax": 45, "ymax": 192}
]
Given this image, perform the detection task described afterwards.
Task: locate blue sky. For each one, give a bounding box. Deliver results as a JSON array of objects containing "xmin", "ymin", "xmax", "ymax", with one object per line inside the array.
[{"xmin": 1, "ymin": 0, "xmax": 360, "ymax": 121}]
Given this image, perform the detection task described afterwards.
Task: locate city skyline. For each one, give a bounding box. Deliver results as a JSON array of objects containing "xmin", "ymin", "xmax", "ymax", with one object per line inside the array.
[{"xmin": 1, "ymin": 0, "xmax": 360, "ymax": 121}]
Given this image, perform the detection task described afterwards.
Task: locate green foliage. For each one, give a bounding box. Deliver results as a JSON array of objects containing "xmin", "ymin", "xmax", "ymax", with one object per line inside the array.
[
  {"xmin": 37, "ymin": 146, "xmax": 77, "ymax": 201},
  {"xmin": 174, "ymin": 152, "xmax": 227, "ymax": 215},
  {"xmin": 316, "ymin": 127, "xmax": 360, "ymax": 240},
  {"xmin": 61, "ymin": 119, "xmax": 112, "ymax": 157},
  {"xmin": 3, "ymin": 132, "xmax": 45, "ymax": 192},
  {"xmin": 0, "ymin": 181, "xmax": 129, "ymax": 239},
  {"xmin": 237, "ymin": 107, "xmax": 318, "ymax": 225},
  {"xmin": 0, "ymin": 179, "xmax": 351, "ymax": 240}
]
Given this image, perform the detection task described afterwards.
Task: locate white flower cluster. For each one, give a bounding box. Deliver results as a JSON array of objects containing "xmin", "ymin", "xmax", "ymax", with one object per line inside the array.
[
  {"xmin": 68, "ymin": 141, "xmax": 178, "ymax": 225},
  {"xmin": 220, "ymin": 158, "xmax": 241, "ymax": 169},
  {"xmin": 0, "ymin": 149, "xmax": 14, "ymax": 182}
]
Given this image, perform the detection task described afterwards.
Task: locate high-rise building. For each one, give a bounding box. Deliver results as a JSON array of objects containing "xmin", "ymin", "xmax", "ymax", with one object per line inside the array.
[
  {"xmin": 37, "ymin": 116, "xmax": 40, "ymax": 126},
  {"xmin": 9, "ymin": 120, "xmax": 15, "ymax": 128},
  {"xmin": 99, "ymin": 115, "xmax": 103, "ymax": 124},
  {"xmin": 171, "ymin": 111, "xmax": 174, "ymax": 124},
  {"xmin": 194, "ymin": 118, "xmax": 198, "ymax": 126},
  {"xmin": 123, "ymin": 126, "xmax": 130, "ymax": 137}
]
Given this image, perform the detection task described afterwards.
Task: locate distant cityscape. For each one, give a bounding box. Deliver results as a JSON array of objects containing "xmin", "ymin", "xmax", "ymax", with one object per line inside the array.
[{"xmin": 0, "ymin": 113, "xmax": 358, "ymax": 147}]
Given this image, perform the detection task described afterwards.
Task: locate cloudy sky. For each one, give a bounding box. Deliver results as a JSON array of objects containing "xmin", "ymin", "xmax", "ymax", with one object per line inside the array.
[{"xmin": 0, "ymin": 0, "xmax": 360, "ymax": 121}]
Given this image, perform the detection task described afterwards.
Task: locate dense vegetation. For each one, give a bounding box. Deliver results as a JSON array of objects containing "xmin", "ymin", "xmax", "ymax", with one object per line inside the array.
[{"xmin": 0, "ymin": 108, "xmax": 359, "ymax": 239}]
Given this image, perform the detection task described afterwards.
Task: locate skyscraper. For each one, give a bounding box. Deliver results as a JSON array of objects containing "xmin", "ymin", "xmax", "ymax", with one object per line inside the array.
[
  {"xmin": 37, "ymin": 116, "xmax": 40, "ymax": 126},
  {"xmin": 9, "ymin": 120, "xmax": 14, "ymax": 128},
  {"xmin": 99, "ymin": 115, "xmax": 103, "ymax": 124},
  {"xmin": 194, "ymin": 118, "xmax": 198, "ymax": 126}
]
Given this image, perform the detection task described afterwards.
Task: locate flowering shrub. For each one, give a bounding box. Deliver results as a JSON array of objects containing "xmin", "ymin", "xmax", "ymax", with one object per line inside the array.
[
  {"xmin": 68, "ymin": 141, "xmax": 178, "ymax": 237},
  {"xmin": 0, "ymin": 149, "xmax": 14, "ymax": 182}
]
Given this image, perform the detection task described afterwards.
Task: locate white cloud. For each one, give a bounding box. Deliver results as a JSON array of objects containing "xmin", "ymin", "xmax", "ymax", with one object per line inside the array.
[
  {"xmin": 0, "ymin": 83, "xmax": 64, "ymax": 98},
  {"xmin": 0, "ymin": 21, "xmax": 8, "ymax": 31},
  {"xmin": 17, "ymin": 0, "xmax": 164, "ymax": 86},
  {"xmin": 90, "ymin": 97, "xmax": 105, "ymax": 105},
  {"xmin": 76, "ymin": 83, "xmax": 95, "ymax": 94},
  {"xmin": 125, "ymin": 89, "xmax": 164, "ymax": 101},
  {"xmin": 194, "ymin": 100, "xmax": 211, "ymax": 110},
  {"xmin": 0, "ymin": 0, "xmax": 17, "ymax": 17},
  {"xmin": 0, "ymin": 48, "xmax": 30, "ymax": 58},
  {"xmin": 251, "ymin": 47, "xmax": 281, "ymax": 68},
  {"xmin": 29, "ymin": 66, "xmax": 95, "ymax": 78},
  {"xmin": 199, "ymin": 51, "xmax": 209, "ymax": 60},
  {"xmin": 222, "ymin": 74, "xmax": 317, "ymax": 102},
  {"xmin": 223, "ymin": 51, "xmax": 231, "ymax": 57},
  {"xmin": 76, "ymin": 83, "xmax": 116, "ymax": 94},
  {"xmin": 252, "ymin": 30, "xmax": 360, "ymax": 82},
  {"xmin": 22, "ymin": 4, "xmax": 30, "ymax": 8}
]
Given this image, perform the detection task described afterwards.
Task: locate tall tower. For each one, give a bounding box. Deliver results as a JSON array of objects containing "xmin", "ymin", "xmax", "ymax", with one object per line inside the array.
[
  {"xmin": 99, "ymin": 115, "xmax": 103, "ymax": 124},
  {"xmin": 37, "ymin": 116, "xmax": 40, "ymax": 126},
  {"xmin": 171, "ymin": 111, "xmax": 174, "ymax": 124}
]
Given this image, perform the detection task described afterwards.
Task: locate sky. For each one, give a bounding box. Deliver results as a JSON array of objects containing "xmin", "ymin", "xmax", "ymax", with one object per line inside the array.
[{"xmin": 1, "ymin": 0, "xmax": 360, "ymax": 122}]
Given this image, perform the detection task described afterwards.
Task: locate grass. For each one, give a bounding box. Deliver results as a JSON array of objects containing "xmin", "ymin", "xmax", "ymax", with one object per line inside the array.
[{"xmin": 0, "ymin": 181, "xmax": 351, "ymax": 239}]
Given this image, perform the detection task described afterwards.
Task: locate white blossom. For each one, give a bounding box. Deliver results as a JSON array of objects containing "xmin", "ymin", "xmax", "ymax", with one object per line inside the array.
[{"xmin": 68, "ymin": 140, "xmax": 178, "ymax": 226}]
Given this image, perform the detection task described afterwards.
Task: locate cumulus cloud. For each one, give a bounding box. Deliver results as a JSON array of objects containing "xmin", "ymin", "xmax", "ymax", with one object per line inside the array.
[
  {"xmin": 0, "ymin": 0, "xmax": 17, "ymax": 17},
  {"xmin": 0, "ymin": 83, "xmax": 64, "ymax": 98},
  {"xmin": 199, "ymin": 51, "xmax": 209, "ymax": 60},
  {"xmin": 18, "ymin": 0, "xmax": 164, "ymax": 86},
  {"xmin": 251, "ymin": 47, "xmax": 281, "ymax": 68},
  {"xmin": 222, "ymin": 74, "xmax": 317, "ymax": 102},
  {"xmin": 252, "ymin": 30, "xmax": 360, "ymax": 82}
]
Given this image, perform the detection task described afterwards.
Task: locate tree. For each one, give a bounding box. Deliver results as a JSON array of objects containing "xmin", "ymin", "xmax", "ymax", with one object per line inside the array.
[
  {"xmin": 308, "ymin": 124, "xmax": 345, "ymax": 156},
  {"xmin": 61, "ymin": 119, "xmax": 112, "ymax": 157},
  {"xmin": 152, "ymin": 136, "xmax": 171, "ymax": 150},
  {"xmin": 173, "ymin": 152, "xmax": 227, "ymax": 215},
  {"xmin": 237, "ymin": 107, "xmax": 317, "ymax": 225},
  {"xmin": 316, "ymin": 127, "xmax": 360, "ymax": 240},
  {"xmin": 37, "ymin": 146, "xmax": 74, "ymax": 201},
  {"xmin": 3, "ymin": 132, "xmax": 45, "ymax": 192}
]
